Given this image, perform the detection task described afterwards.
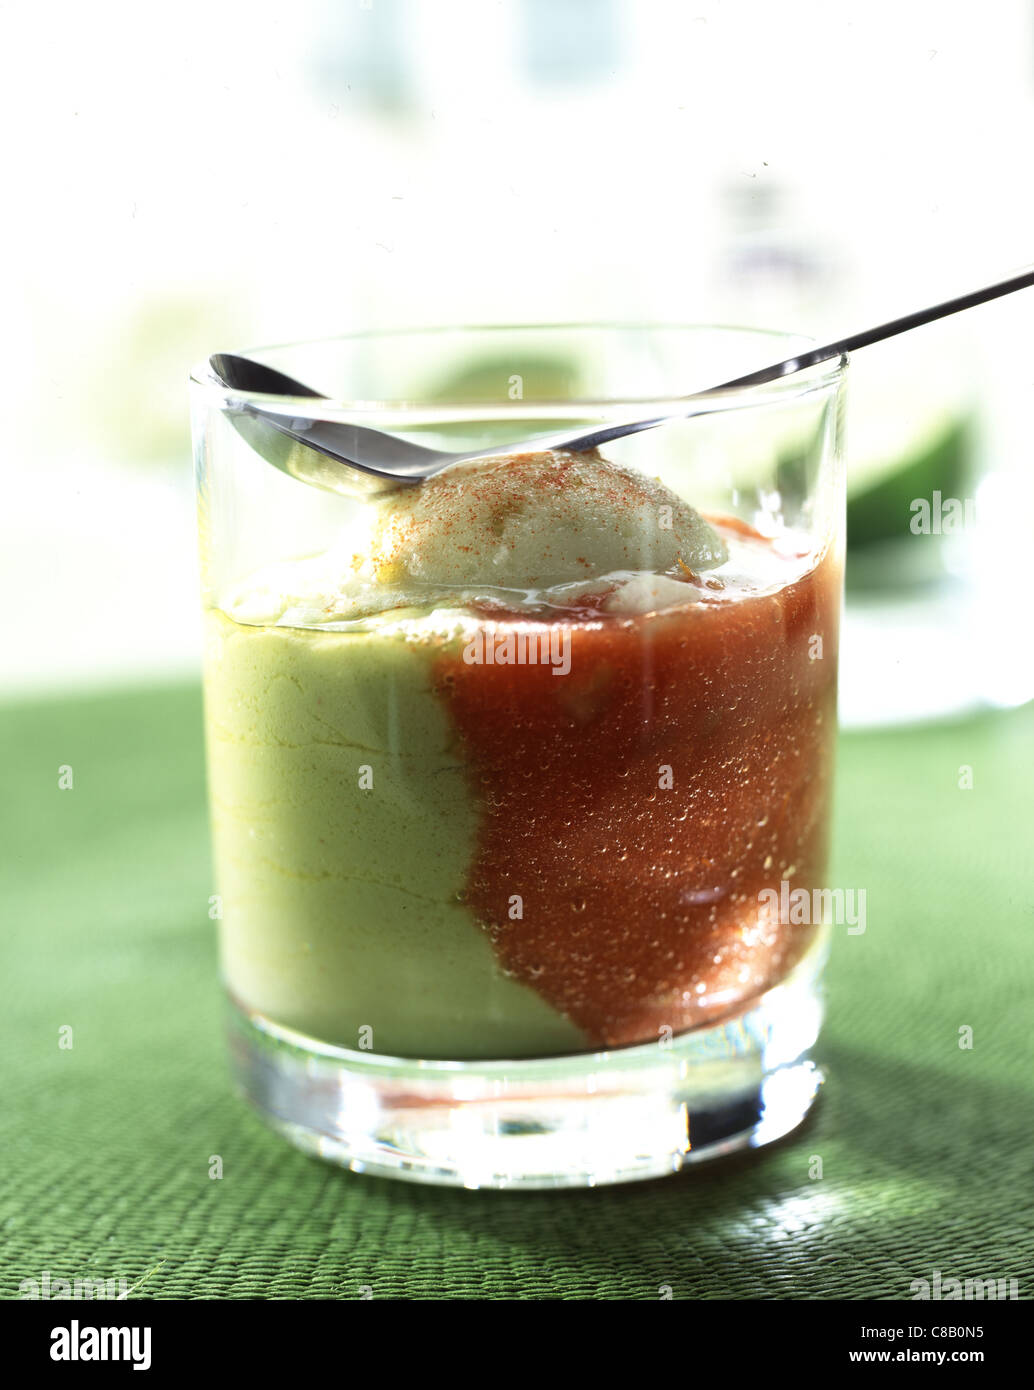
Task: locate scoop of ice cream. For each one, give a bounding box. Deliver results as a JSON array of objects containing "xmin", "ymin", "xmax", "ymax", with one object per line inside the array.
[
  {"xmin": 368, "ymin": 449, "xmax": 727, "ymax": 590},
  {"xmin": 226, "ymin": 448, "xmax": 729, "ymax": 625}
]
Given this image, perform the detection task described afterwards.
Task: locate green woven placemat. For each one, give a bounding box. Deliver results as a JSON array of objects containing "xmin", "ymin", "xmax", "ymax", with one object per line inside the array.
[{"xmin": 2, "ymin": 684, "xmax": 1031, "ymax": 1300}]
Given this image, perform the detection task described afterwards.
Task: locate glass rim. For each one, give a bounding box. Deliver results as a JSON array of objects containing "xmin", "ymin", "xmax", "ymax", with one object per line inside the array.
[{"xmin": 189, "ymin": 321, "xmax": 848, "ymax": 416}]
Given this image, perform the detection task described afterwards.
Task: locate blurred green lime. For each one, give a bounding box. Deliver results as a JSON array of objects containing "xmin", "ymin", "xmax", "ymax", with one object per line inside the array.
[
  {"xmin": 87, "ymin": 293, "xmax": 253, "ymax": 470},
  {"xmin": 846, "ymin": 413, "xmax": 973, "ymax": 549},
  {"xmin": 428, "ymin": 352, "xmax": 582, "ymax": 404}
]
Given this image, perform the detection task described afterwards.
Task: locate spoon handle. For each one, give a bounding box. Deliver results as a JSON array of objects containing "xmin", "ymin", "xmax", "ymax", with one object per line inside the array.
[
  {"xmin": 560, "ymin": 264, "xmax": 1034, "ymax": 455},
  {"xmin": 708, "ymin": 263, "xmax": 1034, "ymax": 395}
]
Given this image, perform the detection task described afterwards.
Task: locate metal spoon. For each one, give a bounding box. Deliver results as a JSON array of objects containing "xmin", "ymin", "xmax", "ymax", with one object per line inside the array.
[{"xmin": 210, "ymin": 265, "xmax": 1034, "ymax": 497}]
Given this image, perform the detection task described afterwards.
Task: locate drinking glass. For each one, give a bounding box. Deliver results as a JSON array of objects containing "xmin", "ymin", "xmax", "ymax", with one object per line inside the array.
[{"xmin": 190, "ymin": 325, "xmax": 846, "ymax": 1188}]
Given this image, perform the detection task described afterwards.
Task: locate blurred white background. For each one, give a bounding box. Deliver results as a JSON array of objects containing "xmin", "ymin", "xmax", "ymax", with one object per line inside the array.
[{"xmin": 1, "ymin": 0, "xmax": 1032, "ymax": 712}]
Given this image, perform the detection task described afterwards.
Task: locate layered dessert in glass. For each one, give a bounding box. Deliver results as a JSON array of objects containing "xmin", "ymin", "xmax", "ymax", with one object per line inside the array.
[
  {"xmin": 193, "ymin": 326, "xmax": 845, "ymax": 1185},
  {"xmin": 205, "ymin": 446, "xmax": 838, "ymax": 1054}
]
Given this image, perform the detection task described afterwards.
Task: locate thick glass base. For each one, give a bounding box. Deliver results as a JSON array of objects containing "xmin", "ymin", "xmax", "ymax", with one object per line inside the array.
[{"xmin": 226, "ymin": 932, "xmax": 827, "ymax": 1190}]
